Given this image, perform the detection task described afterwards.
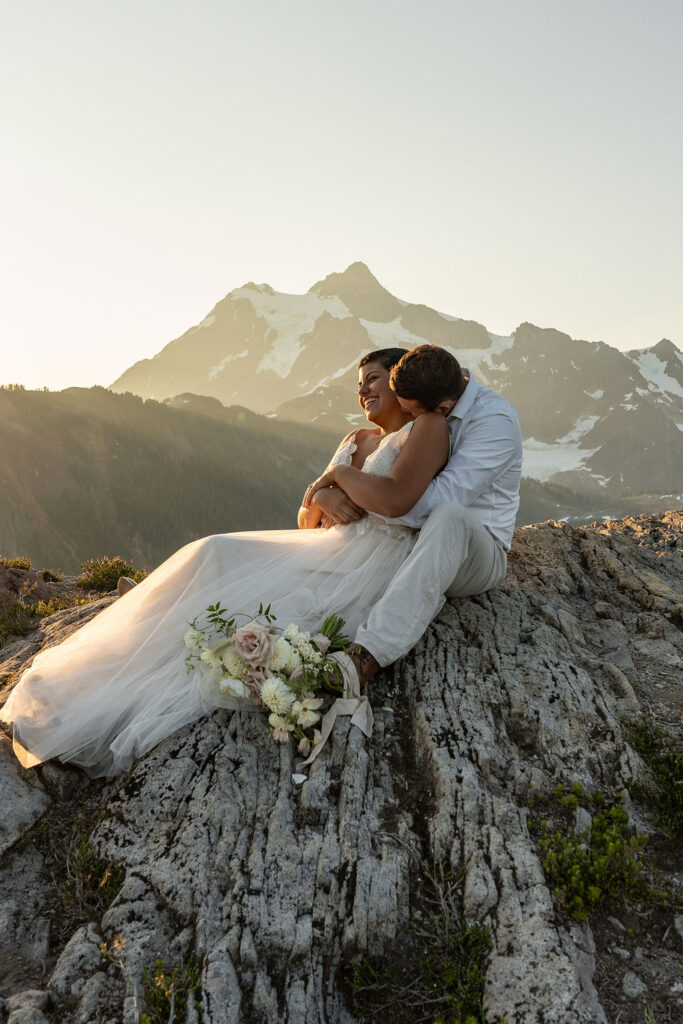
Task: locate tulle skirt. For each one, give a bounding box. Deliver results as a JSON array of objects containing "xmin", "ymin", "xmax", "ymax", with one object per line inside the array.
[{"xmin": 1, "ymin": 518, "xmax": 416, "ymax": 777}]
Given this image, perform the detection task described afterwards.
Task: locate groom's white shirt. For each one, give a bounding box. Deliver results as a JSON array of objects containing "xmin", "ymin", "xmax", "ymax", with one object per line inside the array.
[{"xmin": 387, "ymin": 371, "xmax": 523, "ymax": 550}]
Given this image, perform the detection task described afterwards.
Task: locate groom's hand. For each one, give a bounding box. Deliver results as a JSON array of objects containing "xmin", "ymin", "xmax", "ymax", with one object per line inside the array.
[{"xmin": 315, "ymin": 487, "xmax": 367, "ymax": 526}]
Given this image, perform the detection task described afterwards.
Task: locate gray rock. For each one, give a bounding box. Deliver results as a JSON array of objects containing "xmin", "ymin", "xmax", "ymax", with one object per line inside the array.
[
  {"xmin": 622, "ymin": 970, "xmax": 647, "ymax": 998},
  {"xmin": 2, "ymin": 512, "xmax": 683, "ymax": 1023},
  {"xmin": 7, "ymin": 1011, "xmax": 50, "ymax": 1024},
  {"xmin": 48, "ymin": 922, "xmax": 103, "ymax": 1000},
  {"xmin": 4, "ymin": 991, "xmax": 48, "ymax": 1014},
  {"xmin": 0, "ymin": 734, "xmax": 50, "ymax": 857}
]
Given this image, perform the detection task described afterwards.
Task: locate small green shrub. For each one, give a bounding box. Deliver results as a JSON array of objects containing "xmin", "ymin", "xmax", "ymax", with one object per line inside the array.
[
  {"xmin": 41, "ymin": 567, "xmax": 64, "ymax": 582},
  {"xmin": 347, "ymin": 868, "xmax": 491, "ymax": 1023},
  {"xmin": 140, "ymin": 956, "xmax": 203, "ymax": 1024},
  {"xmin": 0, "ymin": 555, "xmax": 33, "ymax": 570},
  {"xmin": 0, "ymin": 595, "xmax": 38, "ymax": 647},
  {"xmin": 0, "ymin": 593, "xmax": 83, "ymax": 649},
  {"xmin": 625, "ymin": 717, "xmax": 683, "ymax": 837},
  {"xmin": 34, "ymin": 596, "xmax": 80, "ymax": 617},
  {"xmin": 78, "ymin": 555, "xmax": 147, "ymax": 592},
  {"xmin": 531, "ymin": 785, "xmax": 655, "ymax": 923}
]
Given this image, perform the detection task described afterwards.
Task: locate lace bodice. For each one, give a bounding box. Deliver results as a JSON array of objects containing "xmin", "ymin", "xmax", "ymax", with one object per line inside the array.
[{"xmin": 327, "ymin": 422, "xmax": 414, "ymax": 476}]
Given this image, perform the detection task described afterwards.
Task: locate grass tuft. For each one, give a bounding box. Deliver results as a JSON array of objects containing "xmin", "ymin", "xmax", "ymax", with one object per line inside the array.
[{"xmin": 347, "ymin": 866, "xmax": 491, "ymax": 1024}]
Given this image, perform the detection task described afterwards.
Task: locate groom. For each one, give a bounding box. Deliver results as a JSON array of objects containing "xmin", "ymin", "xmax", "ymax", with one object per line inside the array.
[{"xmin": 319, "ymin": 344, "xmax": 522, "ymax": 684}]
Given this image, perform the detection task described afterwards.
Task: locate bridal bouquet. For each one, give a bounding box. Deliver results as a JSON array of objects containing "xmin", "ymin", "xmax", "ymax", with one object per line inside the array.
[{"xmin": 184, "ymin": 603, "xmax": 348, "ymax": 756}]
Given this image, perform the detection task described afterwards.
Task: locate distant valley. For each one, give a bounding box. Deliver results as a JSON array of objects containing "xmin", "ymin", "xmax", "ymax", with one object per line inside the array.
[{"xmin": 0, "ymin": 387, "xmax": 336, "ymax": 571}]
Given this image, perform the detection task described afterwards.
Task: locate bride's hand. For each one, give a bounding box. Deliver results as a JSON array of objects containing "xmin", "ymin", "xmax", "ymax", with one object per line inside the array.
[{"xmin": 302, "ymin": 470, "xmax": 336, "ymax": 508}]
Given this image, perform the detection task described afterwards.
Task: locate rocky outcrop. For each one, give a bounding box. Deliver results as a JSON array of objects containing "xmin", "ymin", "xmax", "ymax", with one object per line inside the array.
[{"xmin": 0, "ymin": 512, "xmax": 681, "ymax": 1023}]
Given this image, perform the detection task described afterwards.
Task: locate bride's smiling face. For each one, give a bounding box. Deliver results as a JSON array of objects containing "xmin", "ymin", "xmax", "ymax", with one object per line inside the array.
[{"xmin": 357, "ymin": 360, "xmax": 400, "ymax": 424}]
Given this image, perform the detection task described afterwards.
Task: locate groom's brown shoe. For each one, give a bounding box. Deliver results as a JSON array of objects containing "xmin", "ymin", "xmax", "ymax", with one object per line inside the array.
[
  {"xmin": 323, "ymin": 644, "xmax": 380, "ymax": 693},
  {"xmin": 349, "ymin": 644, "xmax": 380, "ymax": 687}
]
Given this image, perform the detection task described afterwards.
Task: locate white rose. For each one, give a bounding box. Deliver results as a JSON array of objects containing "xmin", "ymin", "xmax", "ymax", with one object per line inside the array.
[
  {"xmin": 221, "ymin": 649, "xmax": 247, "ymax": 679},
  {"xmin": 295, "ymin": 631, "xmax": 311, "ymax": 646},
  {"xmin": 200, "ymin": 646, "xmax": 223, "ymax": 669},
  {"xmin": 269, "ymin": 636, "xmax": 293, "ymax": 673},
  {"xmin": 261, "ymin": 676, "xmax": 296, "ymax": 715},
  {"xmin": 310, "ymin": 649, "xmax": 323, "ymax": 665},
  {"xmin": 284, "ymin": 624, "xmax": 300, "ymax": 641},
  {"xmin": 219, "ymin": 677, "xmax": 249, "ymax": 699},
  {"xmin": 298, "ymin": 641, "xmax": 315, "ymax": 661}
]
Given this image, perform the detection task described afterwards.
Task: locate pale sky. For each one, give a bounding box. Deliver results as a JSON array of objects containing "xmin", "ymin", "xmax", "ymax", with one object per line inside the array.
[{"xmin": 1, "ymin": 0, "xmax": 681, "ymax": 390}]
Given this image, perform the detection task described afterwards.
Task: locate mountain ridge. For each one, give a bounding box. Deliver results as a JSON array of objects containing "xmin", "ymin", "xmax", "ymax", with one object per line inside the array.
[{"xmin": 110, "ymin": 262, "xmax": 682, "ymax": 509}]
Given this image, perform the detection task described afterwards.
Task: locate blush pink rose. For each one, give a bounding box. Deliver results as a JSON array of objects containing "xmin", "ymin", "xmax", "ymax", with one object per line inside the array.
[{"xmin": 233, "ymin": 621, "xmax": 276, "ymax": 669}]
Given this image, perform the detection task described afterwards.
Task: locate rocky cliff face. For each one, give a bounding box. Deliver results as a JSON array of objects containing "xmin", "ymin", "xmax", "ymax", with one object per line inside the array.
[{"xmin": 0, "ymin": 512, "xmax": 681, "ymax": 1024}]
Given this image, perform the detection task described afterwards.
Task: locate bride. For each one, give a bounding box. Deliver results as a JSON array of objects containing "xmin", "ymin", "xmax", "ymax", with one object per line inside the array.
[{"xmin": 1, "ymin": 347, "xmax": 449, "ymax": 777}]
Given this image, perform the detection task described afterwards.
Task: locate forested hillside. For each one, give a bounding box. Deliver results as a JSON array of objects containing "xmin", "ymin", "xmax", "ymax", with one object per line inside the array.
[{"xmin": 0, "ymin": 387, "xmax": 337, "ymax": 572}]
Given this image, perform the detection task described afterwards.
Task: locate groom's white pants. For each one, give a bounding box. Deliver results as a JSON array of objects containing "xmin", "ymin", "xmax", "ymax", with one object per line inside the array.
[{"xmin": 355, "ymin": 501, "xmax": 507, "ymax": 667}]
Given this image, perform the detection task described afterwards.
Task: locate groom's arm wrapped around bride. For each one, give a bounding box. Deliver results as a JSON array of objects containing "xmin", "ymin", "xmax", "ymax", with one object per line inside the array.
[{"xmin": 309, "ymin": 344, "xmax": 523, "ymax": 676}]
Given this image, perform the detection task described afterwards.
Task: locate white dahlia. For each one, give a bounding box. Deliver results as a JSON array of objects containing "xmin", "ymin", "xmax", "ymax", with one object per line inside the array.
[
  {"xmin": 261, "ymin": 676, "xmax": 295, "ymax": 715},
  {"xmin": 200, "ymin": 646, "xmax": 223, "ymax": 669},
  {"xmin": 286, "ymin": 649, "xmax": 303, "ymax": 677},
  {"xmin": 269, "ymin": 636, "xmax": 293, "ymax": 673},
  {"xmin": 221, "ymin": 649, "xmax": 247, "ymax": 679}
]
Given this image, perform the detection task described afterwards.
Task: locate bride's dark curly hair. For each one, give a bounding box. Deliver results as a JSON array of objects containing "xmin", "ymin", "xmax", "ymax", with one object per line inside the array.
[{"xmin": 357, "ymin": 347, "xmax": 408, "ymax": 371}]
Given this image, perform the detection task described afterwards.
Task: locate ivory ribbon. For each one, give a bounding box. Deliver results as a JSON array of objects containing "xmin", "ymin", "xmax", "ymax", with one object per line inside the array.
[
  {"xmin": 298, "ymin": 651, "xmax": 373, "ymax": 768},
  {"xmin": 311, "ymin": 632, "xmax": 331, "ymax": 655}
]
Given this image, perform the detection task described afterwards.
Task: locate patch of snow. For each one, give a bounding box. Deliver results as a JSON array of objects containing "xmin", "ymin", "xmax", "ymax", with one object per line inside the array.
[
  {"xmin": 632, "ymin": 351, "xmax": 683, "ymax": 399},
  {"xmin": 209, "ymin": 349, "xmax": 248, "ymax": 380},
  {"xmin": 584, "ymin": 389, "xmax": 604, "ymax": 400},
  {"xmin": 677, "ymin": 422, "xmax": 683, "ymax": 432},
  {"xmin": 522, "ymin": 415, "xmax": 600, "ymax": 483},
  {"xmin": 229, "ymin": 287, "xmax": 351, "ymax": 379},
  {"xmin": 360, "ymin": 317, "xmax": 427, "ymax": 352},
  {"xmin": 455, "ymin": 333, "xmax": 514, "ymax": 386},
  {"xmin": 200, "ymin": 314, "xmax": 216, "ymax": 328},
  {"xmin": 557, "ymin": 415, "xmax": 600, "ymax": 444}
]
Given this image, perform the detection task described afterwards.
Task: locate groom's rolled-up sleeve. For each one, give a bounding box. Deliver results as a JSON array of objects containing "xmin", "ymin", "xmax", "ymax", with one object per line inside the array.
[{"xmin": 391, "ymin": 411, "xmax": 521, "ymax": 528}]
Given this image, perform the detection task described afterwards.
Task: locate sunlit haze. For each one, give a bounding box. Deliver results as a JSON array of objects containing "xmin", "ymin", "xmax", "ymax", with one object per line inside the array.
[{"xmin": 2, "ymin": 0, "xmax": 681, "ymax": 390}]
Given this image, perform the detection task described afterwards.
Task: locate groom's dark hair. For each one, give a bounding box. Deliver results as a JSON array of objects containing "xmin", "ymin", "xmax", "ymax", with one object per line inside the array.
[
  {"xmin": 390, "ymin": 345, "xmax": 466, "ymax": 411},
  {"xmin": 358, "ymin": 347, "xmax": 408, "ymax": 372}
]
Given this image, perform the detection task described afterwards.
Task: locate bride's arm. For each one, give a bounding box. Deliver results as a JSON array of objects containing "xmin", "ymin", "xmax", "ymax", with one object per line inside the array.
[
  {"xmin": 297, "ymin": 430, "xmax": 367, "ymax": 529},
  {"xmin": 304, "ymin": 414, "xmax": 450, "ymax": 518},
  {"xmin": 298, "ymin": 501, "xmax": 324, "ymax": 529}
]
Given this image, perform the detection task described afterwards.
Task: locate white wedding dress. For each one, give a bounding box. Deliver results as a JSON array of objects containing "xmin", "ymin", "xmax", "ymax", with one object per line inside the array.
[{"xmin": 1, "ymin": 423, "xmax": 417, "ymax": 777}]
